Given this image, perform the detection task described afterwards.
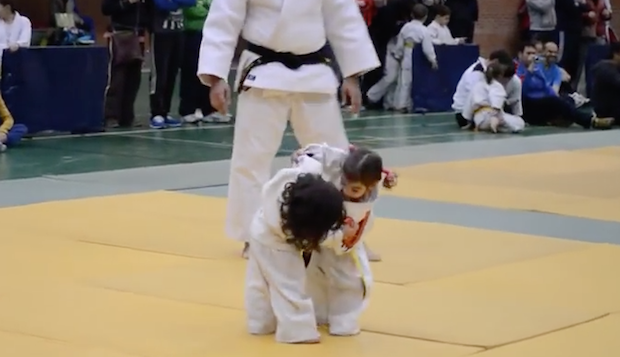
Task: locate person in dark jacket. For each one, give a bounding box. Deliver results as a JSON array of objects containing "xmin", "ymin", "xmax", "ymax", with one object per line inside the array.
[
  {"xmin": 555, "ymin": 0, "xmax": 588, "ymax": 82},
  {"xmin": 148, "ymin": 0, "xmax": 196, "ymax": 129},
  {"xmin": 591, "ymin": 42, "xmax": 620, "ymax": 124},
  {"xmin": 444, "ymin": 0, "xmax": 478, "ymax": 43},
  {"xmin": 102, "ymin": 0, "xmax": 150, "ymax": 128}
]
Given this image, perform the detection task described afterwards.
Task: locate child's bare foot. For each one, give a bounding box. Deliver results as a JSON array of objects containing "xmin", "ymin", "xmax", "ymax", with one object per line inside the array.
[
  {"xmin": 241, "ymin": 242, "xmax": 249, "ymax": 259},
  {"xmin": 489, "ymin": 116, "xmax": 500, "ymax": 133},
  {"xmin": 364, "ymin": 242, "xmax": 381, "ymax": 262},
  {"xmin": 293, "ymin": 338, "xmax": 320, "ymax": 344}
]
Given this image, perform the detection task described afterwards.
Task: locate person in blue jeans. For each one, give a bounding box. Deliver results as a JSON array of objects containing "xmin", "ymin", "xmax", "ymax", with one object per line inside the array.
[
  {"xmin": 0, "ymin": 95, "xmax": 27, "ymax": 152},
  {"xmin": 516, "ymin": 41, "xmax": 613, "ymax": 129}
]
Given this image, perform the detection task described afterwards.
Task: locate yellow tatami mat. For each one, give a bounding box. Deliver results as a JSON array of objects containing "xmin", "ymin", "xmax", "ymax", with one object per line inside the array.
[
  {"xmin": 406, "ymin": 244, "xmax": 620, "ymax": 313},
  {"xmin": 389, "ymin": 147, "xmax": 620, "ymax": 222},
  {"xmin": 473, "ymin": 313, "xmax": 620, "ymax": 357},
  {"xmin": 1, "ymin": 191, "xmax": 618, "ymax": 355}
]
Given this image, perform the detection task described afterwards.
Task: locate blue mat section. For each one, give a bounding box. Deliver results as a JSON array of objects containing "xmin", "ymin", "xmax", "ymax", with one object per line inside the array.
[
  {"xmin": 412, "ymin": 45, "xmax": 479, "ymax": 113},
  {"xmin": 1, "ymin": 46, "xmax": 108, "ymax": 134},
  {"xmin": 584, "ymin": 44, "xmax": 609, "ymax": 97}
]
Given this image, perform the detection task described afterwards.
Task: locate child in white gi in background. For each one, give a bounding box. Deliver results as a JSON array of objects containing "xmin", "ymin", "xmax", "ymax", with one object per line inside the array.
[
  {"xmin": 463, "ymin": 63, "xmax": 525, "ymax": 133},
  {"xmin": 291, "ymin": 144, "xmax": 397, "ymax": 336},
  {"xmin": 426, "ymin": 5, "xmax": 466, "ymax": 45},
  {"xmin": 245, "ymin": 155, "xmax": 347, "ymax": 344},
  {"xmin": 392, "ymin": 4, "xmax": 438, "ymax": 112}
]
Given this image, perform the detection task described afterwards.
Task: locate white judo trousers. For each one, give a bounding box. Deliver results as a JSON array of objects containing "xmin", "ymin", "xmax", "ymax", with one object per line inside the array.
[
  {"xmin": 391, "ymin": 20, "xmax": 436, "ymax": 111},
  {"xmin": 227, "ymin": 89, "xmax": 349, "ymax": 242},
  {"xmin": 393, "ymin": 44, "xmax": 413, "ymax": 111},
  {"xmin": 467, "ymin": 80, "xmax": 525, "ymax": 133},
  {"xmin": 244, "ymin": 157, "xmax": 326, "ymax": 343},
  {"xmin": 306, "ymin": 199, "xmax": 375, "ymax": 336},
  {"xmin": 367, "ymin": 38, "xmax": 399, "ymax": 107}
]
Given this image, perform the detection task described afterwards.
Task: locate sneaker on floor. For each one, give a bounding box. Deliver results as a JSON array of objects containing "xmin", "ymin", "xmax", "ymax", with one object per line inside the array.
[
  {"xmin": 204, "ymin": 112, "xmax": 232, "ymax": 123},
  {"xmin": 183, "ymin": 114, "xmax": 200, "ymax": 124},
  {"xmin": 150, "ymin": 115, "xmax": 166, "ymax": 129},
  {"xmin": 165, "ymin": 116, "xmax": 183, "ymax": 127},
  {"xmin": 592, "ymin": 116, "xmax": 614, "ymax": 129}
]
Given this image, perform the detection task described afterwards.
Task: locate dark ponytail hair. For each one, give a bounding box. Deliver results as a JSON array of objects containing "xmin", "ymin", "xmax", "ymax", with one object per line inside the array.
[
  {"xmin": 484, "ymin": 62, "xmax": 504, "ymax": 84},
  {"xmin": 342, "ymin": 147, "xmax": 383, "ymax": 187}
]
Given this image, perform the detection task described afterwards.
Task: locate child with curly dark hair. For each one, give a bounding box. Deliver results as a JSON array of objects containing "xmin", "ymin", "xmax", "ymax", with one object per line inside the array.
[
  {"xmin": 291, "ymin": 143, "xmax": 397, "ymax": 337},
  {"xmin": 245, "ymin": 155, "xmax": 347, "ymax": 344}
]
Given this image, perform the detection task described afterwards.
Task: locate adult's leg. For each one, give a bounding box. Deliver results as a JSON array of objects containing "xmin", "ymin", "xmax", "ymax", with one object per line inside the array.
[
  {"xmin": 120, "ymin": 59, "xmax": 143, "ymax": 127},
  {"xmin": 529, "ymin": 96, "xmax": 597, "ymax": 128},
  {"xmin": 104, "ymin": 39, "xmax": 126, "ymax": 126},
  {"xmin": 455, "ymin": 113, "xmax": 469, "ymax": 127},
  {"xmin": 188, "ymin": 30, "xmax": 215, "ymax": 116},
  {"xmin": 179, "ymin": 30, "xmax": 197, "ymax": 118},
  {"xmin": 522, "ymin": 96, "xmax": 553, "ymax": 126},
  {"xmin": 163, "ymin": 32, "xmax": 183, "ymax": 116},
  {"xmin": 247, "ymin": 240, "xmax": 320, "ymax": 343},
  {"xmin": 289, "ymin": 92, "xmax": 349, "ymax": 149},
  {"xmin": 149, "ymin": 32, "xmax": 172, "ymax": 118},
  {"xmin": 226, "ymin": 89, "xmax": 290, "ymax": 242}
]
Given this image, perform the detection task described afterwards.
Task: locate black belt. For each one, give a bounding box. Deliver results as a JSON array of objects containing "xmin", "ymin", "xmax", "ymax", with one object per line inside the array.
[{"xmin": 237, "ymin": 42, "xmax": 331, "ymax": 92}]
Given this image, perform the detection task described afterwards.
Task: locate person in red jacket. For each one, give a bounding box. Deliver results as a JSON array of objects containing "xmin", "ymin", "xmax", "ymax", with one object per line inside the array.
[{"xmin": 357, "ymin": 0, "xmax": 376, "ymax": 27}]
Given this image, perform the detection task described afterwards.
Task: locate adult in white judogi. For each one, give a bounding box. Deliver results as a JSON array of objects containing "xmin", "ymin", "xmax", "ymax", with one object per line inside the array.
[
  {"xmin": 463, "ymin": 79, "xmax": 525, "ymax": 133},
  {"xmin": 452, "ymin": 56, "xmax": 523, "ymax": 127},
  {"xmin": 291, "ymin": 143, "xmax": 375, "ymax": 336},
  {"xmin": 245, "ymin": 154, "xmax": 333, "ymax": 344},
  {"xmin": 197, "ymin": 0, "xmax": 380, "ymax": 251},
  {"xmin": 392, "ymin": 16, "xmax": 437, "ymax": 111}
]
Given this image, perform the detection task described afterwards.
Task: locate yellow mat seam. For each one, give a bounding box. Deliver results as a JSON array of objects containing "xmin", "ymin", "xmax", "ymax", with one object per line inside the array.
[
  {"xmin": 361, "ymin": 328, "xmax": 485, "ymax": 349},
  {"xmin": 77, "ymin": 239, "xmax": 211, "ymax": 261},
  {"xmin": 467, "ymin": 313, "xmax": 611, "ymax": 355},
  {"xmin": 0, "ymin": 327, "xmax": 68, "ymax": 344},
  {"xmin": 402, "ymin": 245, "xmax": 595, "ymax": 287},
  {"xmin": 93, "ymin": 285, "xmax": 244, "ymax": 313}
]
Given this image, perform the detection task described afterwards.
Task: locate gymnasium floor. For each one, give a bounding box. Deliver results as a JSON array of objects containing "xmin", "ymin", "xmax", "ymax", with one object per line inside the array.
[{"xmin": 1, "ymin": 111, "xmax": 620, "ymax": 356}]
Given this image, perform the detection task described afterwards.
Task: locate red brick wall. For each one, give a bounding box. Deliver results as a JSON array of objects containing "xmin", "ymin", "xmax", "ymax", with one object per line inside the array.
[{"xmin": 476, "ymin": 0, "xmax": 620, "ymax": 56}]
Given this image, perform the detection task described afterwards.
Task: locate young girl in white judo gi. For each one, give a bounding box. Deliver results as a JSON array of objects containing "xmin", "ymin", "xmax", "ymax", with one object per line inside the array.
[
  {"xmin": 244, "ymin": 154, "xmax": 347, "ymax": 344},
  {"xmin": 464, "ymin": 63, "xmax": 526, "ymax": 133},
  {"xmin": 392, "ymin": 4, "xmax": 438, "ymax": 112},
  {"xmin": 292, "ymin": 144, "xmax": 397, "ymax": 337}
]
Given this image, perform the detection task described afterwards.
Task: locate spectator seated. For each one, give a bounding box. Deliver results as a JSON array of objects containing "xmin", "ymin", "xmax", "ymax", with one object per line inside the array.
[
  {"xmin": 515, "ymin": 41, "xmax": 613, "ymax": 129},
  {"xmin": 590, "ymin": 42, "xmax": 620, "ymax": 124}
]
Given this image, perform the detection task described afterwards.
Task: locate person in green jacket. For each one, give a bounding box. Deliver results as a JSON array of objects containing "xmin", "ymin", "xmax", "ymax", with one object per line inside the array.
[{"xmin": 179, "ymin": 0, "xmax": 229, "ymax": 123}]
